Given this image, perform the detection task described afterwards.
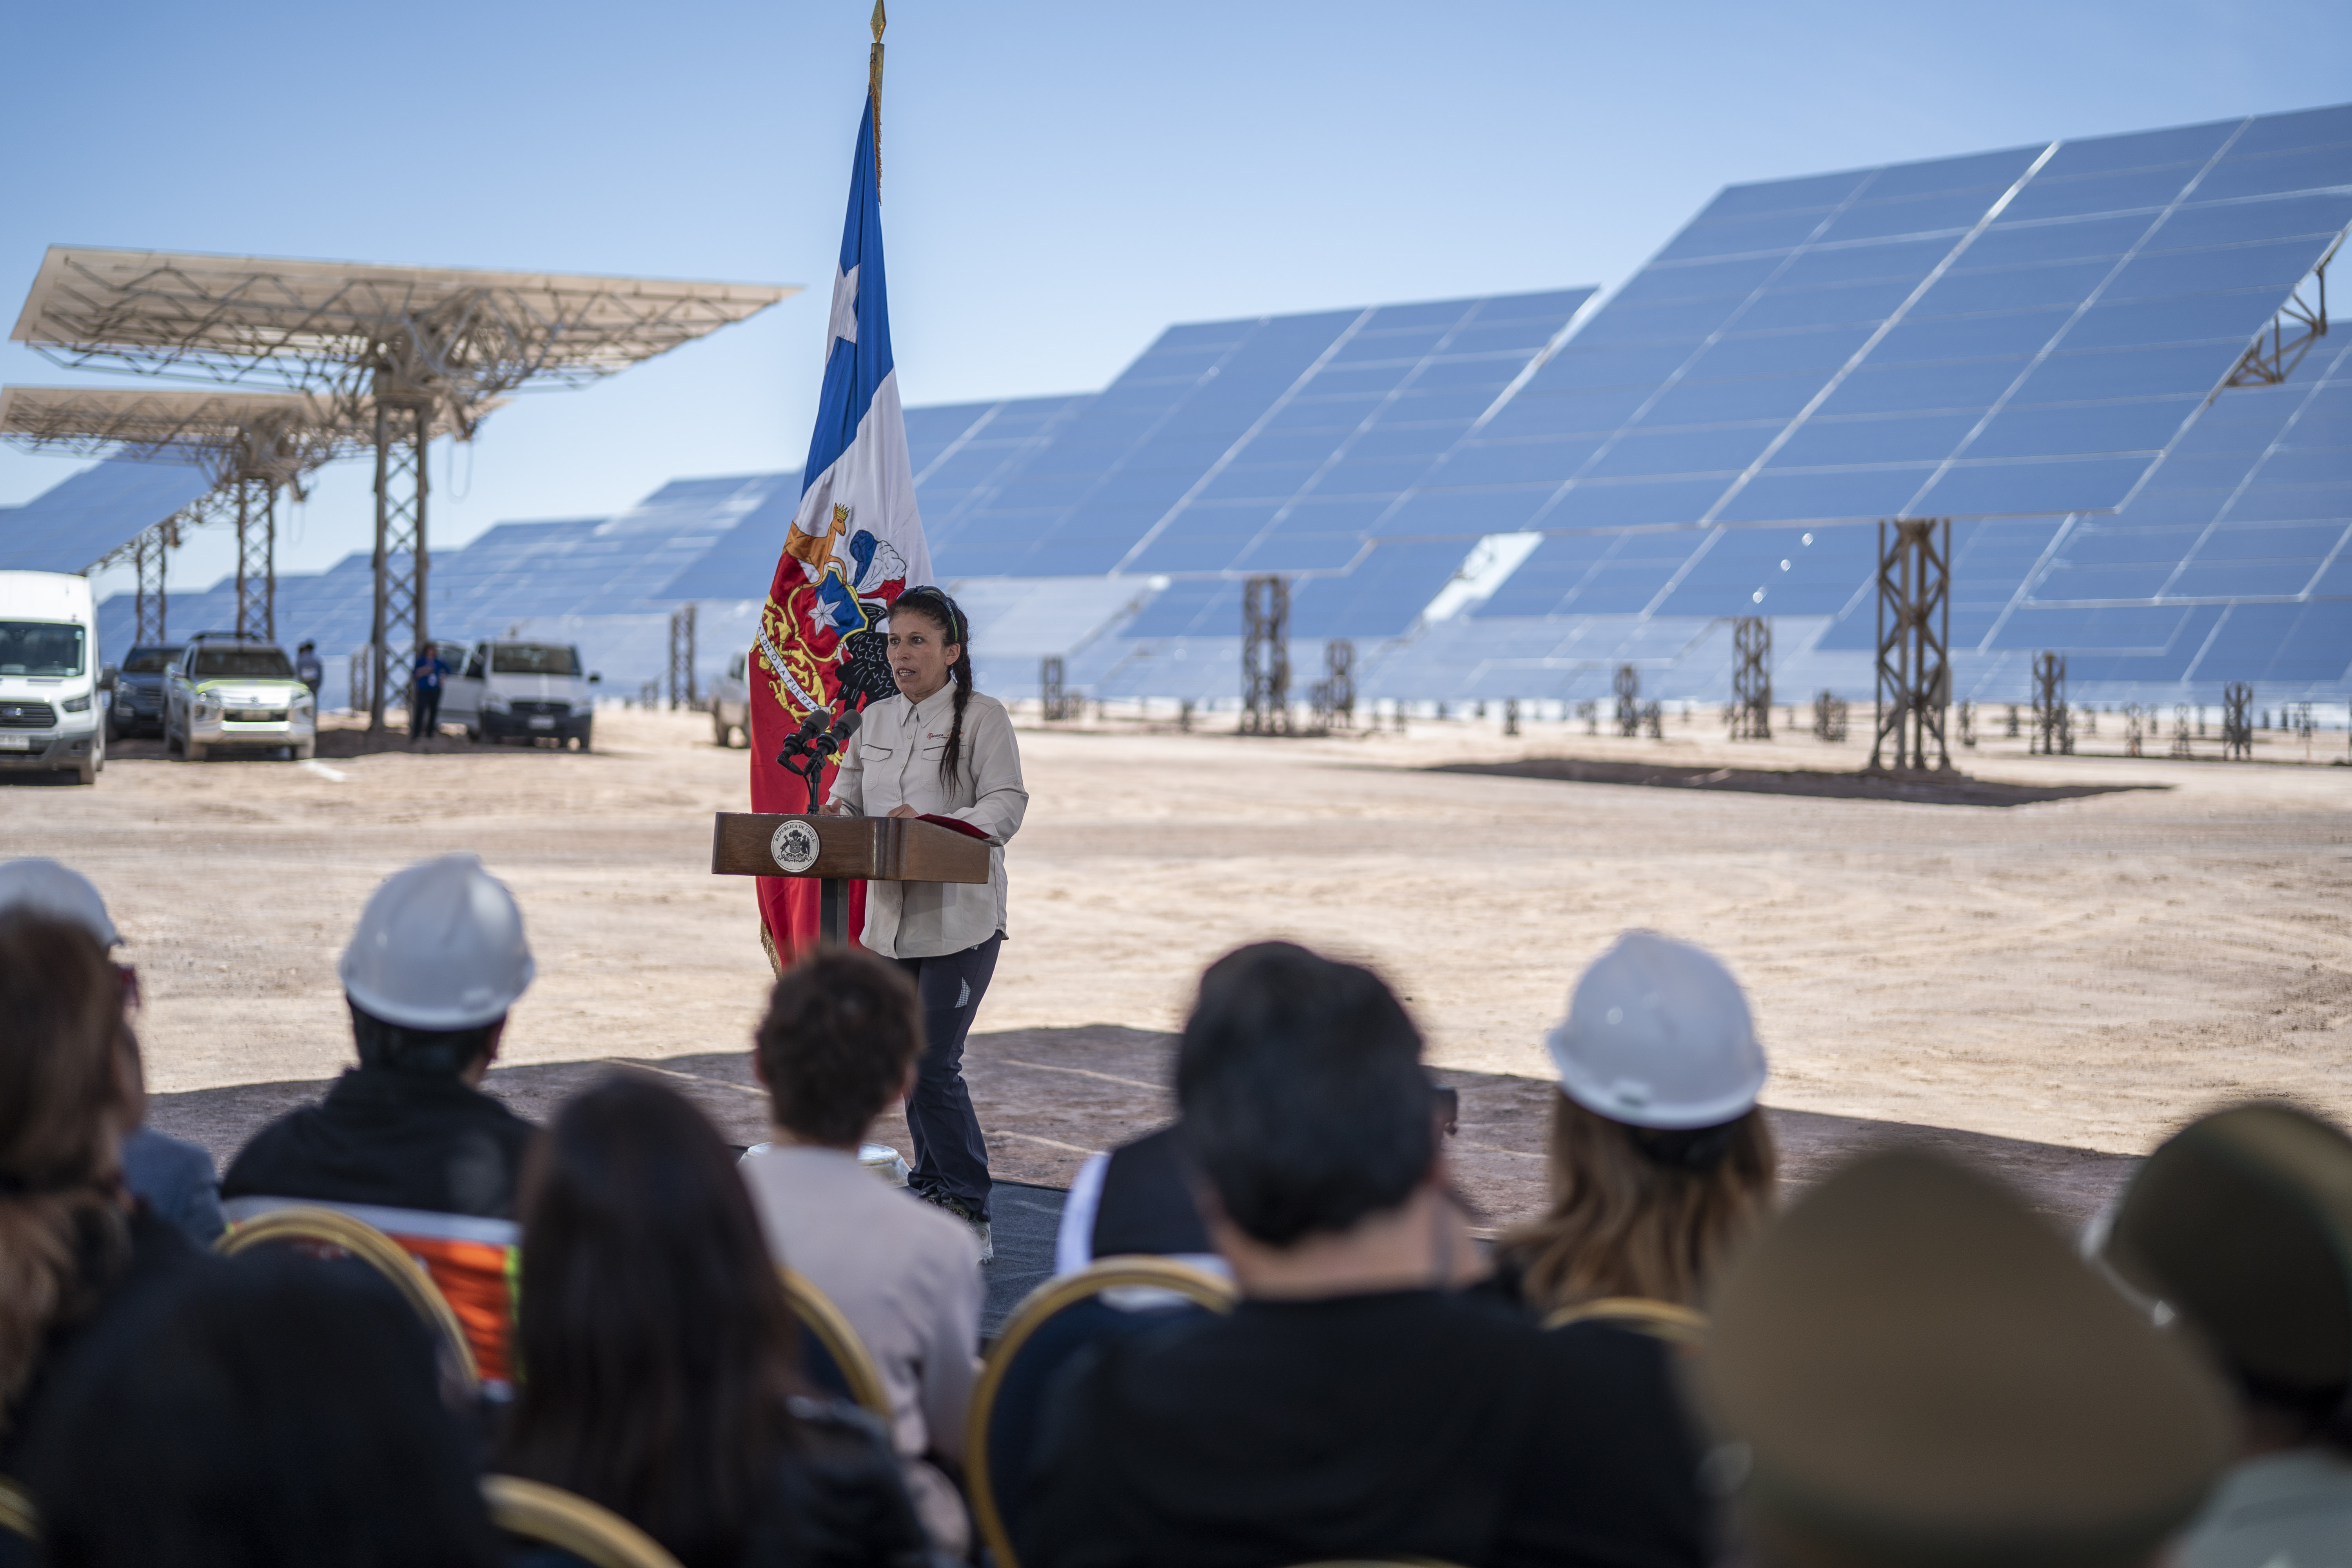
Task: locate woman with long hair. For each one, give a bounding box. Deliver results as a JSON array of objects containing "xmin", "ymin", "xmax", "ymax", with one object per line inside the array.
[
  {"xmin": 1498, "ymin": 929, "xmax": 1777, "ymax": 1314},
  {"xmin": 822, "ymin": 585, "xmax": 1027, "ymax": 1259},
  {"xmin": 497, "ymin": 1073, "xmax": 928, "ymax": 1568},
  {"xmin": 0, "ymin": 909, "xmax": 206, "ymax": 1470}
]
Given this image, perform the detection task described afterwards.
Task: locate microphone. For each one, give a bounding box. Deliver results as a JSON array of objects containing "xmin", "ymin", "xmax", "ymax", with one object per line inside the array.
[
  {"xmin": 831, "ymin": 708, "xmax": 863, "ymax": 742},
  {"xmin": 775, "ymin": 706, "xmax": 829, "ymax": 768}
]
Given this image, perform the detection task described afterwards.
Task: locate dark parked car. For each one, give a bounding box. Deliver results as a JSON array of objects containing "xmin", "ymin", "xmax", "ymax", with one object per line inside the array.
[{"xmin": 107, "ymin": 644, "xmax": 185, "ymax": 740}]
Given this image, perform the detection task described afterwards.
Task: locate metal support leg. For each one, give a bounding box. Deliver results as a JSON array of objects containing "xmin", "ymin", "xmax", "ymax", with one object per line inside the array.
[
  {"xmin": 234, "ymin": 477, "xmax": 277, "ymax": 641},
  {"xmin": 262, "ymin": 484, "xmax": 276, "ymax": 641},
  {"xmin": 134, "ymin": 525, "xmax": 170, "ymax": 645},
  {"xmin": 1868, "ymin": 518, "xmax": 1953, "ymax": 773},
  {"xmin": 1241, "ymin": 575, "xmax": 1292, "ymax": 736},
  {"xmin": 2032, "ymin": 652, "xmax": 2070, "ymax": 756},
  {"xmin": 1614, "ymin": 664, "xmax": 1641, "ymax": 737},
  {"xmin": 370, "ymin": 402, "xmax": 430, "ymax": 733},
  {"xmin": 1731, "ymin": 617, "xmax": 1772, "ymax": 740},
  {"xmin": 669, "ymin": 603, "xmax": 698, "ymax": 709}
]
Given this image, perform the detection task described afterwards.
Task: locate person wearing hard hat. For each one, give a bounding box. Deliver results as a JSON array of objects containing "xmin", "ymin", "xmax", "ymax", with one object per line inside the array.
[
  {"xmin": 1696, "ymin": 1148, "xmax": 2234, "ymax": 1568},
  {"xmin": 221, "ymin": 853, "xmax": 539, "ymax": 1387},
  {"xmin": 0, "ymin": 857, "xmax": 225, "ymax": 1244},
  {"xmin": 2095, "ymin": 1103, "xmax": 2352, "ymax": 1568},
  {"xmin": 1497, "ymin": 929, "xmax": 1776, "ymax": 1316}
]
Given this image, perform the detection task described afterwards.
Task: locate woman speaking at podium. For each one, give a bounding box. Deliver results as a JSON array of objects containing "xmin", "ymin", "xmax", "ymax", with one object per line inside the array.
[{"xmin": 824, "ymin": 586, "xmax": 1027, "ymax": 1255}]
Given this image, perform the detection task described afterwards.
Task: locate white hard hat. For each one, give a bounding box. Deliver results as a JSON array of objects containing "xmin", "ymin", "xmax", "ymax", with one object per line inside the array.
[
  {"xmin": 339, "ymin": 853, "xmax": 534, "ymax": 1030},
  {"xmin": 1545, "ymin": 930, "xmax": 1767, "ymax": 1130},
  {"xmin": 0, "ymin": 858, "xmax": 120, "ymax": 947}
]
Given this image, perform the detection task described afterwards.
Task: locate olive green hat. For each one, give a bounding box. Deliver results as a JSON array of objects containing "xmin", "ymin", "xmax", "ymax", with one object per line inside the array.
[
  {"xmin": 1696, "ymin": 1149, "xmax": 2232, "ymax": 1568},
  {"xmin": 2100, "ymin": 1102, "xmax": 2352, "ymax": 1394}
]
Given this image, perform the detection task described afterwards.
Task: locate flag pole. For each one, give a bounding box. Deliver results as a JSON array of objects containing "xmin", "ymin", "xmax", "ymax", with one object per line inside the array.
[{"xmin": 869, "ymin": 0, "xmax": 886, "ymax": 187}]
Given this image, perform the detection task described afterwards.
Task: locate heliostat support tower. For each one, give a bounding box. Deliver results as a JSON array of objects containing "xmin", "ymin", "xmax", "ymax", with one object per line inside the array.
[{"xmin": 11, "ymin": 248, "xmax": 794, "ymax": 731}]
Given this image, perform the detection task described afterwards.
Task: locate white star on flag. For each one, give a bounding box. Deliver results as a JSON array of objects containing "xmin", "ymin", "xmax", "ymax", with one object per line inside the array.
[{"xmin": 828, "ymin": 264, "xmax": 861, "ymax": 348}]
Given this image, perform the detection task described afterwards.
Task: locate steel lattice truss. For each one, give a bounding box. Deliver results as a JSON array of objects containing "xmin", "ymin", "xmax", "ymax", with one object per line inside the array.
[
  {"xmin": 0, "ymin": 384, "xmax": 486, "ymax": 489},
  {"xmin": 0, "ymin": 385, "xmax": 363, "ymax": 491},
  {"xmin": 10, "ymin": 248, "xmax": 796, "ymax": 430}
]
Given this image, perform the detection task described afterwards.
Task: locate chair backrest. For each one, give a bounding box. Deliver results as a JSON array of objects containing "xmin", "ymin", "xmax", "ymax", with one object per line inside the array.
[
  {"xmin": 1541, "ymin": 1295, "xmax": 1708, "ymax": 1350},
  {"xmin": 775, "ymin": 1267, "xmax": 891, "ymax": 1422},
  {"xmin": 483, "ymin": 1475, "xmax": 684, "ymax": 1568},
  {"xmin": 218, "ymin": 1205, "xmax": 479, "ymax": 1391},
  {"xmin": 968, "ymin": 1255, "xmax": 1239, "ymax": 1568},
  {"xmin": 0, "ymin": 1476, "xmax": 35, "ymax": 1541}
]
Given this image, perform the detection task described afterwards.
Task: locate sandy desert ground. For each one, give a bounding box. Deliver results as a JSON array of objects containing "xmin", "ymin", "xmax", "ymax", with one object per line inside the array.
[{"xmin": 5, "ymin": 702, "xmax": 2347, "ymax": 1220}]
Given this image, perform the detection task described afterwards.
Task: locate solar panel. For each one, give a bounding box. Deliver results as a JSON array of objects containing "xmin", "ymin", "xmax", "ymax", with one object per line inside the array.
[
  {"xmin": 932, "ymin": 291, "xmax": 1594, "ymax": 581},
  {"xmin": 1397, "ymin": 317, "xmax": 2347, "ymax": 705},
  {"xmin": 0, "ymin": 455, "xmax": 212, "ymax": 573},
  {"xmin": 1413, "ymin": 105, "xmax": 2348, "ymax": 569}
]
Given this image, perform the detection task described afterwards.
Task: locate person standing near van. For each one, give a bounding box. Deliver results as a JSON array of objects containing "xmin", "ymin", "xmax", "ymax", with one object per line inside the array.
[
  {"xmin": 294, "ymin": 640, "xmax": 323, "ymax": 698},
  {"xmin": 823, "ymin": 586, "xmax": 1025, "ymax": 1260},
  {"xmin": 410, "ymin": 644, "xmax": 448, "ymax": 744}
]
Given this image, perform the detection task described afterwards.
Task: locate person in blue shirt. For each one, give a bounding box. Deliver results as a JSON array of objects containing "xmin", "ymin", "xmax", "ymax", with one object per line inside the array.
[
  {"xmin": 411, "ymin": 645, "xmax": 450, "ymax": 744},
  {"xmin": 294, "ymin": 640, "xmax": 324, "ymax": 698}
]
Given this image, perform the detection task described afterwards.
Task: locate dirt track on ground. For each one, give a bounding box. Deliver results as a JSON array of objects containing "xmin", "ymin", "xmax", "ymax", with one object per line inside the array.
[{"xmin": 9, "ymin": 707, "xmax": 2348, "ymax": 1208}]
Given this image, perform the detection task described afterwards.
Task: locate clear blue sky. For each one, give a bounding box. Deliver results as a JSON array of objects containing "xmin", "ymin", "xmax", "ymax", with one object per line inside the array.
[{"xmin": 4, "ymin": 0, "xmax": 2346, "ymax": 595}]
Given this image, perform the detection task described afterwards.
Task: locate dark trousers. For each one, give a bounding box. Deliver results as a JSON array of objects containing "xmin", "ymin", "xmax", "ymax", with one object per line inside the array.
[
  {"xmin": 895, "ymin": 933, "xmax": 1001, "ymax": 1222},
  {"xmin": 412, "ymin": 684, "xmax": 441, "ymax": 740}
]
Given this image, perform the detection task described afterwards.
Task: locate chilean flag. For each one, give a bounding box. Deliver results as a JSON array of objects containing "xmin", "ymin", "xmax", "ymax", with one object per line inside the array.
[{"xmin": 749, "ymin": 88, "xmax": 933, "ymax": 960}]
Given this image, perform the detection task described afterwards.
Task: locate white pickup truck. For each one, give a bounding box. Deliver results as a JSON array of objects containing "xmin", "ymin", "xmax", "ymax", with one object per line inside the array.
[{"xmin": 441, "ymin": 639, "xmax": 600, "ymax": 749}]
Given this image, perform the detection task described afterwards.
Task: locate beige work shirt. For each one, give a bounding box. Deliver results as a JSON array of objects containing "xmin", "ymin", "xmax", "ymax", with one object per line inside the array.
[
  {"xmin": 827, "ymin": 684, "xmax": 1026, "ymax": 958},
  {"xmin": 739, "ymin": 1144, "xmax": 983, "ymax": 1552}
]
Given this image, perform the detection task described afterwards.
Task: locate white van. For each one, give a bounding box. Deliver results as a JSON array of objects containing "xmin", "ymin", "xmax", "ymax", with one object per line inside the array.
[
  {"xmin": 0, "ymin": 570, "xmax": 105, "ymax": 785},
  {"xmin": 442, "ymin": 639, "xmax": 600, "ymax": 749}
]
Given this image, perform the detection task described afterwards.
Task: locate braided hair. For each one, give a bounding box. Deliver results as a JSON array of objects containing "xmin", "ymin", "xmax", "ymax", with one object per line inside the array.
[{"xmin": 890, "ymin": 586, "xmax": 973, "ymax": 784}]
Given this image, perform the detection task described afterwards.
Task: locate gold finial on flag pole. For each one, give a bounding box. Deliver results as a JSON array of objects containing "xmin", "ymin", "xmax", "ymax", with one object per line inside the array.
[{"xmin": 869, "ymin": 0, "xmax": 886, "ymax": 187}]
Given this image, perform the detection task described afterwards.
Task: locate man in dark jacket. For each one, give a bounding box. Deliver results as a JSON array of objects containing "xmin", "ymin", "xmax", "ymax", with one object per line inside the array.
[
  {"xmin": 1023, "ymin": 942, "xmax": 1709, "ymax": 1568},
  {"xmin": 223, "ymin": 853, "xmax": 539, "ymax": 1387}
]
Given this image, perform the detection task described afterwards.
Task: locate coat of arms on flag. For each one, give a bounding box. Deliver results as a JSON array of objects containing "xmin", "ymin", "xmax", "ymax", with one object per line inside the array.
[{"xmin": 748, "ymin": 49, "xmax": 933, "ymax": 961}]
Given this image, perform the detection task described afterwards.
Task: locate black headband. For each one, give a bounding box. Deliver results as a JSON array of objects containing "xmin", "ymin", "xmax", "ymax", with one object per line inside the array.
[{"xmin": 893, "ymin": 586, "xmax": 967, "ymax": 646}]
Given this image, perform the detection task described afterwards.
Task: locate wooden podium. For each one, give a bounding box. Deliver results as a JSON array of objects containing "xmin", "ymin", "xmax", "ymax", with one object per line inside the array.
[{"xmin": 711, "ymin": 813, "xmax": 990, "ymax": 944}]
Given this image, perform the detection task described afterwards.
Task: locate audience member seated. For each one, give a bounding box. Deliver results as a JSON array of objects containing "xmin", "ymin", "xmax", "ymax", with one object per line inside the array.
[
  {"xmin": 1052, "ymin": 1123, "xmax": 1223, "ymax": 1279},
  {"xmin": 497, "ymin": 1073, "xmax": 931, "ymax": 1568},
  {"xmin": 20, "ymin": 1248, "xmax": 503, "ymax": 1568},
  {"xmin": 1023, "ymin": 940, "xmax": 1711, "ymax": 1568},
  {"xmin": 0, "ymin": 858, "xmax": 223, "ymax": 1244},
  {"xmin": 221, "ymin": 853, "xmax": 539, "ymax": 1386},
  {"xmin": 738, "ymin": 948, "xmax": 982, "ymax": 1557},
  {"xmin": 1497, "ymin": 929, "xmax": 1775, "ymax": 1317},
  {"xmin": 1697, "ymin": 1147, "xmax": 2232, "ymax": 1568},
  {"xmin": 0, "ymin": 911, "xmax": 212, "ymax": 1474},
  {"xmin": 2096, "ymin": 1103, "xmax": 2352, "ymax": 1568}
]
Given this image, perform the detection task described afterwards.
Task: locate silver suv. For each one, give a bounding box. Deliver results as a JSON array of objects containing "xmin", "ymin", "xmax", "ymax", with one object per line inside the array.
[{"xmin": 165, "ymin": 633, "xmax": 317, "ymax": 761}]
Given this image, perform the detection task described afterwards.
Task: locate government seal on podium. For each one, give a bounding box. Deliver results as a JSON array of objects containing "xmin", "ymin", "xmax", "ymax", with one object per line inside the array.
[{"xmin": 769, "ymin": 819, "xmax": 821, "ymax": 874}]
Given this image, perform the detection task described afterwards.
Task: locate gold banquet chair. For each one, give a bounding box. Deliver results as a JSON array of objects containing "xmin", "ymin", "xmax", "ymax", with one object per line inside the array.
[
  {"xmin": 777, "ymin": 1267, "xmax": 892, "ymax": 1422},
  {"xmin": 968, "ymin": 1256, "xmax": 1239, "ymax": 1568},
  {"xmin": 0, "ymin": 1475, "xmax": 36, "ymax": 1552},
  {"xmin": 218, "ymin": 1205, "xmax": 479, "ymax": 1392},
  {"xmin": 1542, "ymin": 1295, "xmax": 1708, "ymax": 1351},
  {"xmin": 484, "ymin": 1475, "xmax": 684, "ymax": 1568}
]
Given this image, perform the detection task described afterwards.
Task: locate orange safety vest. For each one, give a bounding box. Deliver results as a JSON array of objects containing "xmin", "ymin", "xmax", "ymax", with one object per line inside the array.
[{"xmin": 220, "ymin": 1196, "xmax": 519, "ymax": 1388}]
